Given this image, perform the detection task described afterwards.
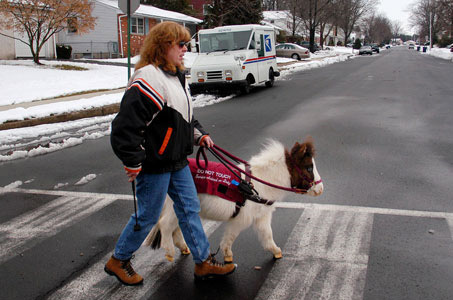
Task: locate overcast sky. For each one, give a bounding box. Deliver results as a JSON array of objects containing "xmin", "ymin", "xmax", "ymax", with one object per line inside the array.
[{"xmin": 377, "ymin": 0, "xmax": 415, "ymax": 34}]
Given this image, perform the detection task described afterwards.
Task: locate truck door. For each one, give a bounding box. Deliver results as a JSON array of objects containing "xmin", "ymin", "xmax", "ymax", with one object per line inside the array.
[{"xmin": 257, "ymin": 31, "xmax": 272, "ymax": 83}]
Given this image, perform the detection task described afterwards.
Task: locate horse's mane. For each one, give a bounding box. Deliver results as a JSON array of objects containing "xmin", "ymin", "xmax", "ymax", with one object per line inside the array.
[{"xmin": 249, "ymin": 139, "xmax": 285, "ymax": 168}]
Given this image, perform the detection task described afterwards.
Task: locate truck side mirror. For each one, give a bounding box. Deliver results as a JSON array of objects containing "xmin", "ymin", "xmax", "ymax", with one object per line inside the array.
[{"xmin": 190, "ymin": 38, "xmax": 197, "ymax": 53}]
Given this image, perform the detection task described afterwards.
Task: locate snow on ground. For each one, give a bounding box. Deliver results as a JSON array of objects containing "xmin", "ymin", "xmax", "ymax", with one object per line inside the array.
[
  {"xmin": 426, "ymin": 47, "xmax": 453, "ymax": 61},
  {"xmin": 0, "ymin": 60, "xmax": 127, "ymax": 106},
  {"xmin": 0, "ymin": 47, "xmax": 360, "ymax": 162}
]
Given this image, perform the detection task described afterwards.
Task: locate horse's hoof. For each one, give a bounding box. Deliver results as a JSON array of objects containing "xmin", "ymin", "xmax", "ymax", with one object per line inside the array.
[
  {"xmin": 181, "ymin": 248, "xmax": 190, "ymax": 255},
  {"xmin": 165, "ymin": 254, "xmax": 174, "ymax": 262},
  {"xmin": 273, "ymin": 253, "xmax": 283, "ymax": 260},
  {"xmin": 224, "ymin": 256, "xmax": 233, "ymax": 263}
]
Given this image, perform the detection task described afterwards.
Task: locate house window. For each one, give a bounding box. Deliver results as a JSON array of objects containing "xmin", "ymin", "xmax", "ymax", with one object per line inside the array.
[
  {"xmin": 67, "ymin": 17, "xmax": 78, "ymax": 33},
  {"xmin": 131, "ymin": 17, "xmax": 144, "ymax": 35},
  {"xmin": 203, "ymin": 4, "xmax": 210, "ymax": 15}
]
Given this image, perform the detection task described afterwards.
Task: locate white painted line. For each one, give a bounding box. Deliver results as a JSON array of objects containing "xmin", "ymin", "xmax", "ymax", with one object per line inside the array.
[
  {"xmin": 2, "ymin": 187, "xmax": 452, "ymax": 220},
  {"xmin": 47, "ymin": 220, "xmax": 221, "ymax": 300},
  {"xmin": 256, "ymin": 209, "xmax": 372, "ymax": 300},
  {"xmin": 0, "ymin": 187, "xmax": 132, "ymax": 200},
  {"xmin": 275, "ymin": 202, "xmax": 453, "ymax": 219},
  {"xmin": 0, "ymin": 195, "xmax": 117, "ymax": 264}
]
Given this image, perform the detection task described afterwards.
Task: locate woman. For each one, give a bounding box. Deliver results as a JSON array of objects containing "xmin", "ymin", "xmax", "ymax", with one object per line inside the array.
[{"xmin": 105, "ymin": 22, "xmax": 236, "ymax": 285}]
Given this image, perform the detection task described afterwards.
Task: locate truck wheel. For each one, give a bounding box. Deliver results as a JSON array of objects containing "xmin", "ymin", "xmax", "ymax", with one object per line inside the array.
[
  {"xmin": 265, "ymin": 68, "xmax": 274, "ymax": 87},
  {"xmin": 242, "ymin": 79, "xmax": 251, "ymax": 94},
  {"xmin": 291, "ymin": 53, "xmax": 300, "ymax": 60}
]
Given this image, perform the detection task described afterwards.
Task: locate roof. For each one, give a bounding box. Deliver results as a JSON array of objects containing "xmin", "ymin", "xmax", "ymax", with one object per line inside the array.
[
  {"xmin": 199, "ymin": 24, "xmax": 276, "ymax": 34},
  {"xmin": 96, "ymin": 0, "xmax": 202, "ymax": 24}
]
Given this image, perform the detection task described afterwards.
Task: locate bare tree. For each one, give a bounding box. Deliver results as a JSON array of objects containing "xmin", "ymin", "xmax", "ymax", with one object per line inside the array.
[
  {"xmin": 391, "ymin": 20, "xmax": 403, "ymax": 38},
  {"xmin": 0, "ymin": 0, "xmax": 96, "ymax": 64},
  {"xmin": 297, "ymin": 0, "xmax": 333, "ymax": 52},
  {"xmin": 410, "ymin": 0, "xmax": 442, "ymax": 43},
  {"xmin": 318, "ymin": 0, "xmax": 338, "ymax": 48},
  {"xmin": 437, "ymin": 0, "xmax": 453, "ymax": 38},
  {"xmin": 335, "ymin": 0, "xmax": 376, "ymax": 45}
]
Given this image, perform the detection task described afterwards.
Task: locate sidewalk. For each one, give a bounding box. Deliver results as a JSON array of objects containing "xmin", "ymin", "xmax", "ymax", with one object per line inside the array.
[{"xmin": 0, "ymin": 88, "xmax": 124, "ymax": 131}]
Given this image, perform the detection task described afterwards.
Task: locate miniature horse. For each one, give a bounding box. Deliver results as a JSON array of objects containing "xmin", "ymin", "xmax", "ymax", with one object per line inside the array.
[{"xmin": 143, "ymin": 138, "xmax": 323, "ymax": 263}]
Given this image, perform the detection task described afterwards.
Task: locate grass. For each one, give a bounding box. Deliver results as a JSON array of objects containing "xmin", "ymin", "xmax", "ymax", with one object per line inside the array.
[{"xmin": 53, "ymin": 64, "xmax": 89, "ymax": 71}]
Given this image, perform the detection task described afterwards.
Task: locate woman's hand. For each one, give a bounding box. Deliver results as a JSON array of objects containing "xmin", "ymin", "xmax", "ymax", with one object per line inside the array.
[
  {"xmin": 126, "ymin": 170, "xmax": 139, "ymax": 182},
  {"xmin": 200, "ymin": 135, "xmax": 214, "ymax": 148}
]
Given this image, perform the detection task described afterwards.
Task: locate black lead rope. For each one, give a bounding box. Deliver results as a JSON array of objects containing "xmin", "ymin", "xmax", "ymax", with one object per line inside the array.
[{"xmin": 131, "ymin": 180, "xmax": 141, "ymax": 231}]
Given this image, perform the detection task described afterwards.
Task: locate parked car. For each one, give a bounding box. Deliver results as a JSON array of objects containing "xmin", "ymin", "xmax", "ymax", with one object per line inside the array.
[
  {"xmin": 408, "ymin": 44, "xmax": 415, "ymax": 49},
  {"xmin": 359, "ymin": 45, "xmax": 373, "ymax": 55},
  {"xmin": 370, "ymin": 44, "xmax": 380, "ymax": 53},
  {"xmin": 276, "ymin": 43, "xmax": 310, "ymax": 60},
  {"xmin": 299, "ymin": 41, "xmax": 321, "ymax": 52}
]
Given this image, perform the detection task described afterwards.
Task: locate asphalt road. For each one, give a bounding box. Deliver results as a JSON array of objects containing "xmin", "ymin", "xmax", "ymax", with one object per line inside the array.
[{"xmin": 1, "ymin": 46, "xmax": 453, "ymax": 300}]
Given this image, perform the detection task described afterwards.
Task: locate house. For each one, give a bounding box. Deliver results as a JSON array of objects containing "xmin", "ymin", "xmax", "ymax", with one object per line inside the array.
[
  {"xmin": 262, "ymin": 10, "xmax": 348, "ymax": 46},
  {"xmin": 57, "ymin": 0, "xmax": 202, "ymax": 59},
  {"xmin": 188, "ymin": 0, "xmax": 211, "ymax": 20},
  {"xmin": 0, "ymin": 10, "xmax": 57, "ymax": 60}
]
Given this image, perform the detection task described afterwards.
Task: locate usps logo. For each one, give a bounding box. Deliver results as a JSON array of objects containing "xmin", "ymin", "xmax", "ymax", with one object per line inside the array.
[{"xmin": 264, "ymin": 35, "xmax": 272, "ymax": 52}]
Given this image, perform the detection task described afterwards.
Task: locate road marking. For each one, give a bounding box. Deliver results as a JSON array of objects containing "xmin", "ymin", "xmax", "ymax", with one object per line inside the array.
[
  {"xmin": 2, "ymin": 187, "xmax": 453, "ymax": 219},
  {"xmin": 256, "ymin": 209, "xmax": 372, "ymax": 300},
  {"xmin": 0, "ymin": 195, "xmax": 116, "ymax": 264},
  {"xmin": 47, "ymin": 220, "xmax": 221, "ymax": 300},
  {"xmin": 2, "ymin": 187, "xmax": 453, "ymax": 299}
]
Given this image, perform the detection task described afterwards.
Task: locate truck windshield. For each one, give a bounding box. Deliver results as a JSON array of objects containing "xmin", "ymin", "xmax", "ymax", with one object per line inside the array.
[{"xmin": 199, "ymin": 30, "xmax": 252, "ymax": 53}]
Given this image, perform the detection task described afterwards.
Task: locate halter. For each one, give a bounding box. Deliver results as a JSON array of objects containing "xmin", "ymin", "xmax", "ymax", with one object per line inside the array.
[{"xmin": 287, "ymin": 155, "xmax": 323, "ymax": 188}]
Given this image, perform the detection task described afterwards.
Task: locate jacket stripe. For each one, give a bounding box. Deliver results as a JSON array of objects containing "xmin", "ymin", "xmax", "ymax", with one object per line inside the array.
[
  {"xmin": 129, "ymin": 78, "xmax": 164, "ymax": 110},
  {"xmin": 158, "ymin": 127, "xmax": 173, "ymax": 155}
]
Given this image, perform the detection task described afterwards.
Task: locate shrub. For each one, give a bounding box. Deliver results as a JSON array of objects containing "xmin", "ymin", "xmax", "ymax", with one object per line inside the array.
[
  {"xmin": 56, "ymin": 44, "xmax": 72, "ymax": 59},
  {"xmin": 353, "ymin": 39, "xmax": 362, "ymax": 49}
]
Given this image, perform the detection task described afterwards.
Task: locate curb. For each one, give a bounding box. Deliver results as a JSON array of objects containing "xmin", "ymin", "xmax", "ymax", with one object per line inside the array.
[{"xmin": 0, "ymin": 103, "xmax": 120, "ymax": 131}]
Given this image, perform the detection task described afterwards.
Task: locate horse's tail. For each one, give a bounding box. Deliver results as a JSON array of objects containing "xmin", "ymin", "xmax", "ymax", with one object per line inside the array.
[{"xmin": 143, "ymin": 224, "xmax": 161, "ymax": 249}]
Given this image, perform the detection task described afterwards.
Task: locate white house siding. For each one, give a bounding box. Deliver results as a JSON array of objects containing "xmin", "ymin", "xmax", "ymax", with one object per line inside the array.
[
  {"xmin": 57, "ymin": 1, "xmax": 119, "ymax": 58},
  {"xmin": 0, "ymin": 29, "xmax": 16, "ymax": 60},
  {"xmin": 14, "ymin": 30, "xmax": 56, "ymax": 59}
]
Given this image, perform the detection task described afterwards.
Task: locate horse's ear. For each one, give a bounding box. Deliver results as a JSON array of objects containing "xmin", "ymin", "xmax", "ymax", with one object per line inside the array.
[
  {"xmin": 304, "ymin": 136, "xmax": 315, "ymax": 157},
  {"xmin": 291, "ymin": 142, "xmax": 307, "ymax": 157}
]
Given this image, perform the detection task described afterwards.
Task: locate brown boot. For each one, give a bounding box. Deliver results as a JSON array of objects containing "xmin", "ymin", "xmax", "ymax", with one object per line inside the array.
[
  {"xmin": 104, "ymin": 256, "xmax": 143, "ymax": 286},
  {"xmin": 194, "ymin": 254, "xmax": 236, "ymax": 280}
]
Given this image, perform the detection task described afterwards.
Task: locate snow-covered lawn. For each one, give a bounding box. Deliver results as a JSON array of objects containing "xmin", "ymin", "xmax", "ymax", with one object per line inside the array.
[{"xmin": 0, "ymin": 60, "xmax": 127, "ymax": 106}]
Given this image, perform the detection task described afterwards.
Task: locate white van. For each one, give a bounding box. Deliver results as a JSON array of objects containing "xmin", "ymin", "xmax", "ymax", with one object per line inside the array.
[{"xmin": 189, "ymin": 24, "xmax": 280, "ymax": 94}]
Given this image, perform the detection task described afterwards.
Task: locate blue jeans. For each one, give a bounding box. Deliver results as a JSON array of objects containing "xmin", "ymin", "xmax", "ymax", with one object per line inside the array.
[{"xmin": 114, "ymin": 165, "xmax": 210, "ymax": 264}]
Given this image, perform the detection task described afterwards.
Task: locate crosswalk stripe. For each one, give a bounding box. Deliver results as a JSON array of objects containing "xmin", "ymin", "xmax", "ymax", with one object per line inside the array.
[
  {"xmin": 255, "ymin": 209, "xmax": 373, "ymax": 300},
  {"xmin": 46, "ymin": 220, "xmax": 221, "ymax": 300},
  {"xmin": 0, "ymin": 195, "xmax": 116, "ymax": 264}
]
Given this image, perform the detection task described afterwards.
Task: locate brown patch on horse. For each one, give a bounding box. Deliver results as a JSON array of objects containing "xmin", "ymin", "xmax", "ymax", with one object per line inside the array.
[{"xmin": 285, "ymin": 138, "xmax": 316, "ymax": 192}]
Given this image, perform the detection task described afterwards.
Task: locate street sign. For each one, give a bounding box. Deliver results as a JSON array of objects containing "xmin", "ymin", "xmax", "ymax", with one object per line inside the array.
[{"xmin": 118, "ymin": 0, "xmax": 140, "ymax": 15}]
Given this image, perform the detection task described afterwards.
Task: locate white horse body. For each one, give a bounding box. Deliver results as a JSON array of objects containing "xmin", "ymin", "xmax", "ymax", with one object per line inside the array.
[{"xmin": 144, "ymin": 140, "xmax": 323, "ymax": 263}]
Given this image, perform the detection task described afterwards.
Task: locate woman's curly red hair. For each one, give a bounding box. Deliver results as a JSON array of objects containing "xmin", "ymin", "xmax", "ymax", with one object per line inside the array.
[{"xmin": 135, "ymin": 21, "xmax": 191, "ymax": 73}]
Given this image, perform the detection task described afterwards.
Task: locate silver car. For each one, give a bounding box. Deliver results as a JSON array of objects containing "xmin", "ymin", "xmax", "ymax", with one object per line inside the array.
[
  {"xmin": 276, "ymin": 43, "xmax": 310, "ymax": 60},
  {"xmin": 359, "ymin": 46, "xmax": 373, "ymax": 55}
]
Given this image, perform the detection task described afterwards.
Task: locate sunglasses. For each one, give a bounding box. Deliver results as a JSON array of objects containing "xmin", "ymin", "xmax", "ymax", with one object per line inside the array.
[{"xmin": 178, "ymin": 41, "xmax": 190, "ymax": 48}]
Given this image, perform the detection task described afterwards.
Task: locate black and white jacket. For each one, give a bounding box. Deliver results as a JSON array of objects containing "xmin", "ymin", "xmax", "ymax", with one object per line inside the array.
[{"xmin": 111, "ymin": 64, "xmax": 208, "ymax": 174}]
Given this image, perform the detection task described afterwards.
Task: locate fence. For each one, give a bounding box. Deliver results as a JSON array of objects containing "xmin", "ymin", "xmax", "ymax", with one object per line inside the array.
[{"xmin": 60, "ymin": 41, "xmax": 121, "ymax": 59}]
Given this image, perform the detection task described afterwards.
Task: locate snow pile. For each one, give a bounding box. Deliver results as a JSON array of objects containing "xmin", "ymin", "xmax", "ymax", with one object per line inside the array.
[
  {"xmin": 75, "ymin": 174, "xmax": 97, "ymax": 185},
  {"xmin": 427, "ymin": 48, "xmax": 453, "ymax": 61},
  {"xmin": 3, "ymin": 180, "xmax": 23, "ymax": 189}
]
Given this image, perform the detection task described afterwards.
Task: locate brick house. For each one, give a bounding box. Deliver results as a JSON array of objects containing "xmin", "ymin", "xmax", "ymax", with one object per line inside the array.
[
  {"xmin": 188, "ymin": 0, "xmax": 211, "ymax": 20},
  {"xmin": 57, "ymin": 0, "xmax": 201, "ymax": 59}
]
